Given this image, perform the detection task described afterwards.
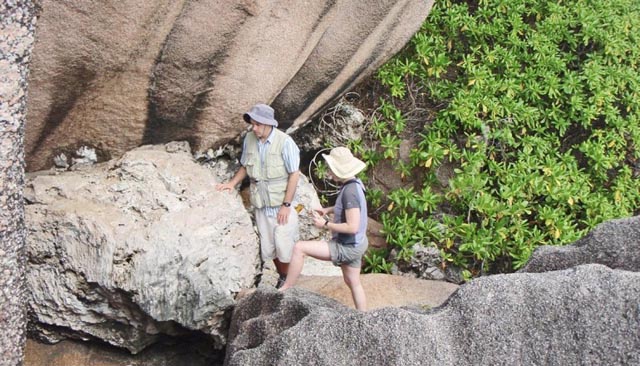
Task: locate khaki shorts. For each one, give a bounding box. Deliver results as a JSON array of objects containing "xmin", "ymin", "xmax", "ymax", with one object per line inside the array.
[
  {"xmin": 254, "ymin": 208, "xmax": 299, "ymax": 263},
  {"xmin": 329, "ymin": 237, "xmax": 368, "ymax": 268}
]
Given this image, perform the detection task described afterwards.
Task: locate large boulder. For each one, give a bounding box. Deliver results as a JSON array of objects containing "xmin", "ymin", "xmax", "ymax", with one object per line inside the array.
[
  {"xmin": 226, "ymin": 264, "xmax": 640, "ymax": 365},
  {"xmin": 225, "ymin": 215, "xmax": 640, "ymax": 365},
  {"xmin": 25, "ymin": 0, "xmax": 435, "ymax": 171},
  {"xmin": 25, "ymin": 142, "xmax": 260, "ymax": 353}
]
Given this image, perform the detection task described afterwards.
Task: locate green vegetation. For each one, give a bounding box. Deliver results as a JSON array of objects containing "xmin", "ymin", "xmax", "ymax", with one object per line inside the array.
[{"xmin": 361, "ymin": 0, "xmax": 640, "ymax": 277}]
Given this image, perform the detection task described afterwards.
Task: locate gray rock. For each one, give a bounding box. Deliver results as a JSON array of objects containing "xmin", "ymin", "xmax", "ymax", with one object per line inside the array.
[
  {"xmin": 294, "ymin": 174, "xmax": 325, "ymax": 242},
  {"xmin": 390, "ymin": 244, "xmax": 447, "ymax": 281},
  {"xmin": 0, "ymin": 1, "xmax": 38, "ymax": 365},
  {"xmin": 520, "ymin": 216, "xmax": 640, "ymax": 273},
  {"xmin": 25, "ymin": 143, "xmax": 260, "ymax": 353},
  {"xmin": 226, "ymin": 264, "xmax": 640, "ymax": 366},
  {"xmin": 290, "ymin": 99, "xmax": 367, "ymax": 154},
  {"xmin": 53, "ymin": 152, "xmax": 68, "ymax": 169}
]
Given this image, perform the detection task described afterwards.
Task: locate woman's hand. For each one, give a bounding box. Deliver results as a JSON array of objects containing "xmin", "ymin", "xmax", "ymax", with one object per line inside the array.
[
  {"xmin": 313, "ymin": 207, "xmax": 328, "ymax": 216},
  {"xmin": 312, "ymin": 210, "xmax": 329, "ymax": 228}
]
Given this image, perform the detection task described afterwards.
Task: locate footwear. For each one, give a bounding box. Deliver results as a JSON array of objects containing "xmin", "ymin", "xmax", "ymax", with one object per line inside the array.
[{"xmin": 276, "ymin": 274, "xmax": 287, "ymax": 289}]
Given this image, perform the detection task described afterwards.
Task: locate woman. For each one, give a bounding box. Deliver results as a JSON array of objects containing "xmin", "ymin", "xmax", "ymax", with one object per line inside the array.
[{"xmin": 279, "ymin": 146, "xmax": 368, "ymax": 311}]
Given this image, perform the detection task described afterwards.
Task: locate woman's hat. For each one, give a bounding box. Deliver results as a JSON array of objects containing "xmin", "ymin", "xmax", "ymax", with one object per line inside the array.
[
  {"xmin": 243, "ymin": 103, "xmax": 278, "ymax": 127},
  {"xmin": 322, "ymin": 147, "xmax": 366, "ymax": 179}
]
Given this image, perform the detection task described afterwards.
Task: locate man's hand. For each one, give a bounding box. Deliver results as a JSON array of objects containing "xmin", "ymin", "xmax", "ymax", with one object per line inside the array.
[
  {"xmin": 277, "ymin": 205, "xmax": 291, "ymax": 225},
  {"xmin": 216, "ymin": 167, "xmax": 246, "ymax": 193},
  {"xmin": 216, "ymin": 182, "xmax": 235, "ymax": 192}
]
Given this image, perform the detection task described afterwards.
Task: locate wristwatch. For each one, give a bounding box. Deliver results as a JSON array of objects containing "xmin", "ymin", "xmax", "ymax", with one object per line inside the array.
[{"xmin": 282, "ymin": 201, "xmax": 291, "ymax": 207}]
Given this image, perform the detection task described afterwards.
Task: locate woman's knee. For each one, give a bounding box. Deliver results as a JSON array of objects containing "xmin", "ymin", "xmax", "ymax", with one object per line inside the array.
[
  {"xmin": 342, "ymin": 267, "xmax": 361, "ymax": 287},
  {"xmin": 292, "ymin": 241, "xmax": 308, "ymax": 257}
]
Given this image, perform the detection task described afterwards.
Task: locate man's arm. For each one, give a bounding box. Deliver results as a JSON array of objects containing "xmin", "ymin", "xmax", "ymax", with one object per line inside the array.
[
  {"xmin": 283, "ymin": 170, "xmax": 300, "ymax": 204},
  {"xmin": 277, "ymin": 170, "xmax": 299, "ymax": 225}
]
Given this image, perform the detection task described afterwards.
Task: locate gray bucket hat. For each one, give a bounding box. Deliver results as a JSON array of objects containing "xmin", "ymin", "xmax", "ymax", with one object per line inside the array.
[{"xmin": 243, "ymin": 103, "xmax": 278, "ymax": 127}]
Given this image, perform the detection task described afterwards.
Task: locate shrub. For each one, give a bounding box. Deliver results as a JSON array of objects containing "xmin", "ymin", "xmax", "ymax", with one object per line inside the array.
[{"xmin": 368, "ymin": 0, "xmax": 640, "ymax": 277}]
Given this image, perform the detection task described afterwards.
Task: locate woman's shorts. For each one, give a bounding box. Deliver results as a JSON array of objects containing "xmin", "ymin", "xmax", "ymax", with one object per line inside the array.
[{"xmin": 328, "ymin": 237, "xmax": 368, "ymax": 268}]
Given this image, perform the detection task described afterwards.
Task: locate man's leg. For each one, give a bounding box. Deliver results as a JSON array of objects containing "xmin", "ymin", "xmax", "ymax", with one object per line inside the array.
[
  {"xmin": 279, "ymin": 240, "xmax": 331, "ymax": 291},
  {"xmin": 254, "ymin": 209, "xmax": 282, "ymax": 287},
  {"xmin": 273, "ymin": 259, "xmax": 288, "ymax": 288},
  {"xmin": 274, "ymin": 259, "xmax": 289, "ymax": 276},
  {"xmin": 273, "ymin": 209, "xmax": 298, "ymax": 287},
  {"xmin": 341, "ymin": 265, "xmax": 367, "ymax": 311}
]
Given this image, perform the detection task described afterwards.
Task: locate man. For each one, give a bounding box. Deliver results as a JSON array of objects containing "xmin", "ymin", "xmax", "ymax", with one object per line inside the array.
[{"xmin": 216, "ymin": 103, "xmax": 300, "ymax": 288}]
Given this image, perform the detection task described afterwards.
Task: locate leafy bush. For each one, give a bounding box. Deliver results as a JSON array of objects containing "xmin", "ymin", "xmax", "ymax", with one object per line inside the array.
[{"xmin": 367, "ymin": 0, "xmax": 640, "ymax": 277}]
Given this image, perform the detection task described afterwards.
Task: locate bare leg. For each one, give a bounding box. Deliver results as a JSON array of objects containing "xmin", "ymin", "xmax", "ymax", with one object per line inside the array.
[
  {"xmin": 341, "ymin": 264, "xmax": 367, "ymax": 311},
  {"xmin": 279, "ymin": 240, "xmax": 331, "ymax": 291}
]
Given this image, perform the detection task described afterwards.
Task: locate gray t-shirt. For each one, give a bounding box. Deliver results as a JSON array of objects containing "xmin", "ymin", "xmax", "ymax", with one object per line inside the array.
[{"xmin": 332, "ymin": 179, "xmax": 368, "ymax": 246}]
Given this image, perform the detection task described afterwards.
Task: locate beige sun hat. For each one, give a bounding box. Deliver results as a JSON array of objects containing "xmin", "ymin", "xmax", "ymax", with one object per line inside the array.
[{"xmin": 322, "ymin": 147, "xmax": 366, "ymax": 179}]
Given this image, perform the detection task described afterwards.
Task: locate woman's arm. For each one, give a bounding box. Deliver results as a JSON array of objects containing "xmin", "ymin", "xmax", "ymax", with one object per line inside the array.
[{"xmin": 325, "ymin": 207, "xmax": 360, "ymax": 234}]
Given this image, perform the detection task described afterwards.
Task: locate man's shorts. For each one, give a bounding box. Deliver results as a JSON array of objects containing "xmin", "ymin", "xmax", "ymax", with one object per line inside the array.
[
  {"xmin": 254, "ymin": 208, "xmax": 299, "ymax": 263},
  {"xmin": 329, "ymin": 237, "xmax": 369, "ymax": 268}
]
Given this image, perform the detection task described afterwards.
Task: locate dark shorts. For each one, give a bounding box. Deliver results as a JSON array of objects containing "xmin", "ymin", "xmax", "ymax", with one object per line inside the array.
[{"xmin": 328, "ymin": 237, "xmax": 369, "ymax": 268}]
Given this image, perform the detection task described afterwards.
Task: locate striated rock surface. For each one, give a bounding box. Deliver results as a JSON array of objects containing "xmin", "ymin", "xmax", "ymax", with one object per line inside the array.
[
  {"xmin": 226, "ymin": 265, "xmax": 640, "ymax": 366},
  {"xmin": 25, "ymin": 142, "xmax": 260, "ymax": 353},
  {"xmin": 25, "ymin": 0, "xmax": 434, "ymax": 171}
]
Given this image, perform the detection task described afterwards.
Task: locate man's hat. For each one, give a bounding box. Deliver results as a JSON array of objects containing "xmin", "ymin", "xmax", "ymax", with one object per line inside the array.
[{"xmin": 243, "ymin": 104, "xmax": 278, "ymax": 127}]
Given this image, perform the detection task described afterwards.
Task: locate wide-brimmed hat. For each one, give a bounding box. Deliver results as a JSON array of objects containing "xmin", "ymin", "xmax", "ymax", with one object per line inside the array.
[
  {"xmin": 243, "ymin": 103, "xmax": 278, "ymax": 127},
  {"xmin": 322, "ymin": 147, "xmax": 366, "ymax": 179}
]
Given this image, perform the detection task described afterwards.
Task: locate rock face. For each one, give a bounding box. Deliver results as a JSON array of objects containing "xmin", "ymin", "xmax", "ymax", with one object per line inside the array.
[
  {"xmin": 25, "ymin": 142, "xmax": 260, "ymax": 353},
  {"xmin": 24, "ymin": 0, "xmax": 435, "ymax": 171},
  {"xmin": 225, "ymin": 216, "xmax": 640, "ymax": 365},
  {"xmin": 520, "ymin": 215, "xmax": 640, "ymax": 273},
  {"xmin": 0, "ymin": 1, "xmax": 38, "ymax": 365},
  {"xmin": 226, "ymin": 265, "xmax": 640, "ymax": 366}
]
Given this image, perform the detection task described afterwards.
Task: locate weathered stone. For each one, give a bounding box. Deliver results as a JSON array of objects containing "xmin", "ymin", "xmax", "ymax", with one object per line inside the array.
[
  {"xmin": 226, "ymin": 216, "xmax": 640, "ymax": 365},
  {"xmin": 520, "ymin": 216, "xmax": 640, "ymax": 273},
  {"xmin": 226, "ymin": 264, "xmax": 640, "ymax": 366},
  {"xmin": 293, "ymin": 174, "xmax": 325, "ymax": 242},
  {"xmin": 24, "ymin": 0, "xmax": 435, "ymax": 171},
  {"xmin": 0, "ymin": 1, "xmax": 37, "ymax": 366},
  {"xmin": 25, "ymin": 143, "xmax": 260, "ymax": 353}
]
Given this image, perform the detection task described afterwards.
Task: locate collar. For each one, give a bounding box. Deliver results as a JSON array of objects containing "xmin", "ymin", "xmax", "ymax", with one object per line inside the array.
[{"xmin": 263, "ymin": 126, "xmax": 276, "ymax": 144}]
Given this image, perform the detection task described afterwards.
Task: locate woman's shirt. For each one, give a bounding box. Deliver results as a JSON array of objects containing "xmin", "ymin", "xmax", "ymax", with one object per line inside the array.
[{"xmin": 332, "ymin": 179, "xmax": 368, "ymax": 246}]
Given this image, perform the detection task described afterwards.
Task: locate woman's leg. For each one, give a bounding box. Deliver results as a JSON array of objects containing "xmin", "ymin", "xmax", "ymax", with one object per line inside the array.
[
  {"xmin": 279, "ymin": 240, "xmax": 331, "ymax": 291},
  {"xmin": 341, "ymin": 265, "xmax": 367, "ymax": 311}
]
